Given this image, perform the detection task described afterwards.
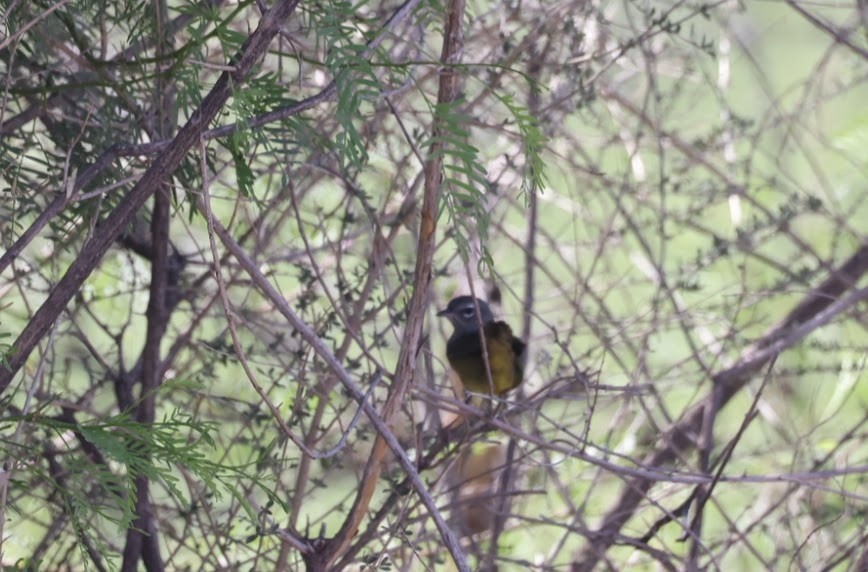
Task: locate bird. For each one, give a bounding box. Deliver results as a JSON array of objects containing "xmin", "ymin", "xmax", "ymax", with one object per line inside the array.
[{"xmin": 437, "ymin": 296, "xmax": 526, "ymax": 395}]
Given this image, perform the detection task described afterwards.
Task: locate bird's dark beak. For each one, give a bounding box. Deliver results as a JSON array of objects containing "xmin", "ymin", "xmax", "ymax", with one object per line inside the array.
[{"xmin": 436, "ymin": 308, "xmax": 450, "ymax": 317}]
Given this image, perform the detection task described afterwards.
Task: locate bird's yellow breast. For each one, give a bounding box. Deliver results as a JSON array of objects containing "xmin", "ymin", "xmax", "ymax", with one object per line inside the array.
[{"xmin": 446, "ymin": 321, "xmax": 523, "ymax": 395}]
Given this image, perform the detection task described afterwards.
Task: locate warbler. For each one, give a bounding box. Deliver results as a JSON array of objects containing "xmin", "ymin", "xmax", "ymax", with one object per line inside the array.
[{"xmin": 437, "ymin": 296, "xmax": 526, "ymax": 395}]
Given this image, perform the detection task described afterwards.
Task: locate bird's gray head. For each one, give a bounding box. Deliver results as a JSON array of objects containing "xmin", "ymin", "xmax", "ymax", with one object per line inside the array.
[{"xmin": 437, "ymin": 296, "xmax": 494, "ymax": 334}]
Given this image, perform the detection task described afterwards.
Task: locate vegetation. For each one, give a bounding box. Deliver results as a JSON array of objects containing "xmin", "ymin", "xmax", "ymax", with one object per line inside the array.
[{"xmin": 1, "ymin": 0, "xmax": 867, "ymax": 570}]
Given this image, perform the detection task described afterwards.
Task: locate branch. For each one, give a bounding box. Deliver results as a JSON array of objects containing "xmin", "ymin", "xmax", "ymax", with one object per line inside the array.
[
  {"xmin": 0, "ymin": 0, "xmax": 303, "ymax": 391},
  {"xmin": 121, "ymin": 10, "xmax": 176, "ymax": 565},
  {"xmin": 204, "ymin": 209, "xmax": 468, "ymax": 570},
  {"xmin": 315, "ymin": 0, "xmax": 470, "ymax": 569},
  {"xmin": 571, "ymin": 243, "xmax": 868, "ymax": 570},
  {"xmin": 785, "ymin": 0, "xmax": 868, "ymax": 61},
  {"xmin": 0, "ymin": 0, "xmax": 419, "ymax": 281}
]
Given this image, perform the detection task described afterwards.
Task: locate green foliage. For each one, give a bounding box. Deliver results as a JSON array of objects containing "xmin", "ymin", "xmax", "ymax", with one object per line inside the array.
[
  {"xmin": 497, "ymin": 93, "xmax": 549, "ymax": 200},
  {"xmin": 0, "ymin": 406, "xmax": 285, "ymax": 566},
  {"xmin": 227, "ymin": 130, "xmax": 257, "ymax": 199},
  {"xmin": 316, "ymin": 0, "xmax": 381, "ymax": 170},
  {"xmin": 0, "ymin": 329, "xmax": 11, "ymax": 372},
  {"xmin": 427, "ymin": 100, "xmax": 494, "ymax": 272}
]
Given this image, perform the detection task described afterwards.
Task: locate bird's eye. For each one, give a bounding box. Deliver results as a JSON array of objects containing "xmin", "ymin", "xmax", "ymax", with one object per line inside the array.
[{"xmin": 460, "ymin": 307, "xmax": 475, "ymax": 319}]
